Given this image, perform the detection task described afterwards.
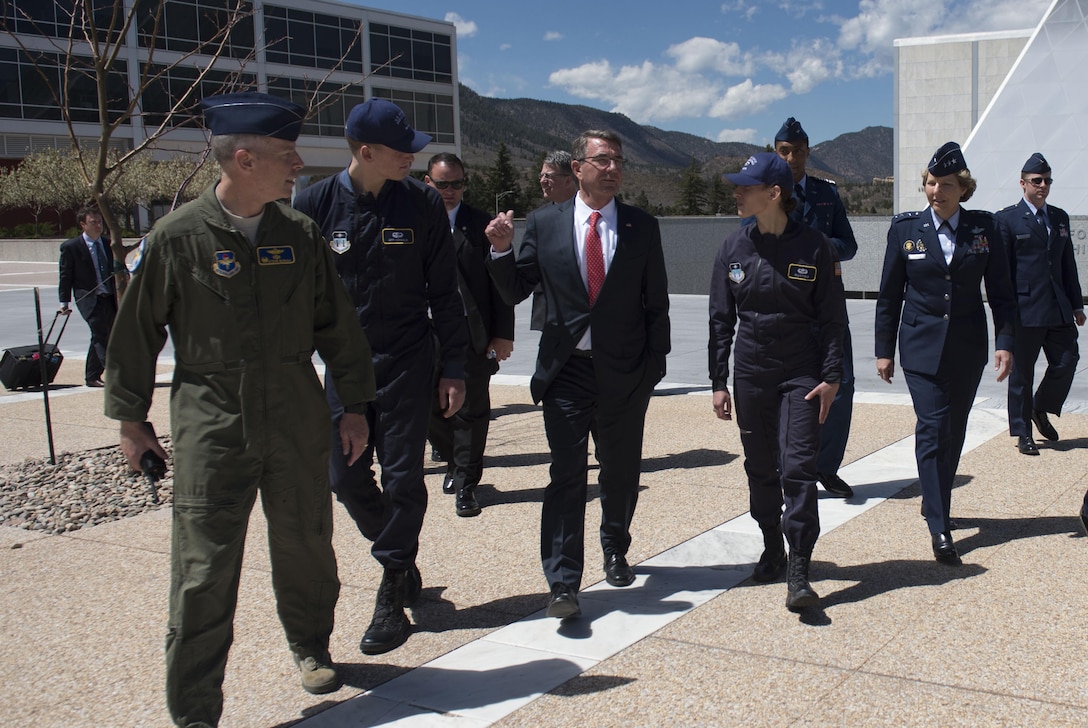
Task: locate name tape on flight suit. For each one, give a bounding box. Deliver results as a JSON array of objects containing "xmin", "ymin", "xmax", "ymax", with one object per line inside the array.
[
  {"xmin": 382, "ymin": 228, "xmax": 415, "ymax": 245},
  {"xmin": 787, "ymin": 263, "xmax": 816, "ymax": 282},
  {"xmin": 257, "ymin": 246, "xmax": 295, "ymax": 265}
]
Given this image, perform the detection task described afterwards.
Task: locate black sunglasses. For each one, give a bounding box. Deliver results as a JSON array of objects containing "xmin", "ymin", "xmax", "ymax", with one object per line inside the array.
[{"xmin": 431, "ymin": 179, "xmax": 465, "ymax": 190}]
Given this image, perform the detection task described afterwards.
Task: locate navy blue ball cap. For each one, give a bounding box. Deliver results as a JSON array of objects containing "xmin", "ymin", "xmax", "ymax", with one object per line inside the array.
[
  {"xmin": 774, "ymin": 116, "xmax": 808, "ymax": 144},
  {"xmin": 200, "ymin": 92, "xmax": 307, "ymax": 141},
  {"xmin": 1022, "ymin": 152, "xmax": 1050, "ymax": 174},
  {"xmin": 725, "ymin": 152, "xmax": 794, "ymax": 191},
  {"xmin": 928, "ymin": 141, "xmax": 967, "ymax": 176},
  {"xmin": 345, "ymin": 98, "xmax": 431, "ymax": 153}
]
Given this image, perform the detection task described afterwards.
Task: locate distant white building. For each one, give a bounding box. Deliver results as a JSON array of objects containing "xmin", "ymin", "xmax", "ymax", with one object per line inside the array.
[
  {"xmin": 0, "ymin": 0, "xmax": 460, "ymax": 175},
  {"xmin": 893, "ymin": 0, "xmax": 1088, "ymax": 218}
]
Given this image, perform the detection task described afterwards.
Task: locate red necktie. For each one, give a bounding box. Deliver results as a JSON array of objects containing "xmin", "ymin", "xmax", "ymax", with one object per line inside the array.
[{"xmin": 585, "ymin": 211, "xmax": 605, "ymax": 305}]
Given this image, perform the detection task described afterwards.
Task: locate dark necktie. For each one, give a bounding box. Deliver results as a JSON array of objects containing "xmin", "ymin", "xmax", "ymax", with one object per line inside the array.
[
  {"xmin": 795, "ymin": 183, "xmax": 812, "ymax": 224},
  {"xmin": 585, "ymin": 211, "xmax": 605, "ymax": 305}
]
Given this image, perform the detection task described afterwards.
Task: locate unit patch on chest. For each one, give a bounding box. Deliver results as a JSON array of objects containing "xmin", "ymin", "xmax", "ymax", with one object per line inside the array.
[
  {"xmin": 787, "ymin": 263, "xmax": 816, "ymax": 282},
  {"xmin": 330, "ymin": 231, "xmax": 350, "ymax": 254},
  {"xmin": 728, "ymin": 262, "xmax": 745, "ymax": 283},
  {"xmin": 213, "ymin": 250, "xmax": 240, "ymax": 278},
  {"xmin": 257, "ymin": 246, "xmax": 295, "ymax": 265},
  {"xmin": 382, "ymin": 228, "xmax": 415, "ymax": 245}
]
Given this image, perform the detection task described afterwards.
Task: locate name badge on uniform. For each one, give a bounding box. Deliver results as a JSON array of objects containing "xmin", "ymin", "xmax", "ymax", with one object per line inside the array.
[
  {"xmin": 908, "ymin": 253, "xmax": 926, "ymax": 260},
  {"xmin": 330, "ymin": 231, "xmax": 350, "ymax": 254},
  {"xmin": 728, "ymin": 262, "xmax": 745, "ymax": 283},
  {"xmin": 787, "ymin": 263, "xmax": 816, "ymax": 282},
  {"xmin": 257, "ymin": 246, "xmax": 295, "ymax": 265},
  {"xmin": 213, "ymin": 250, "xmax": 240, "ymax": 278},
  {"xmin": 382, "ymin": 228, "xmax": 414, "ymax": 245}
]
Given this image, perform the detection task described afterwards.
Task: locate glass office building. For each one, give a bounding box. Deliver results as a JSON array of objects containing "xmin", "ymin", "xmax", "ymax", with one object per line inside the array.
[{"xmin": 0, "ymin": 0, "xmax": 460, "ymax": 172}]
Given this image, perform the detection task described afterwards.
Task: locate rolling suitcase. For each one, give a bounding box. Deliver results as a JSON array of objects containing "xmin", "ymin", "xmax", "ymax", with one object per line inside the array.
[{"xmin": 0, "ymin": 311, "xmax": 70, "ymax": 390}]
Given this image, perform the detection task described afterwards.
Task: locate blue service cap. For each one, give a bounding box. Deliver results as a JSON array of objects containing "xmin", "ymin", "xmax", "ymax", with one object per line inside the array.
[
  {"xmin": 725, "ymin": 152, "xmax": 794, "ymax": 191},
  {"xmin": 774, "ymin": 117, "xmax": 808, "ymax": 144},
  {"xmin": 1022, "ymin": 152, "xmax": 1051, "ymax": 174},
  {"xmin": 200, "ymin": 92, "xmax": 307, "ymax": 141},
  {"xmin": 928, "ymin": 141, "xmax": 967, "ymax": 176},
  {"xmin": 345, "ymin": 98, "xmax": 431, "ymax": 153}
]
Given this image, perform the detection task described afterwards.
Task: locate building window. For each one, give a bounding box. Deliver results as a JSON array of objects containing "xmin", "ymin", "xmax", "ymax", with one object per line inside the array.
[
  {"xmin": 1, "ymin": 0, "xmax": 121, "ymax": 41},
  {"xmin": 135, "ymin": 0, "xmax": 255, "ymax": 59},
  {"xmin": 266, "ymin": 76, "xmax": 364, "ymax": 137},
  {"xmin": 372, "ymin": 87, "xmax": 454, "ymax": 145},
  {"xmin": 140, "ymin": 65, "xmax": 255, "ymax": 128},
  {"xmin": 0, "ymin": 47, "xmax": 129, "ymax": 124},
  {"xmin": 263, "ymin": 5, "xmax": 363, "ymax": 73},
  {"xmin": 369, "ymin": 23, "xmax": 452, "ymax": 84}
]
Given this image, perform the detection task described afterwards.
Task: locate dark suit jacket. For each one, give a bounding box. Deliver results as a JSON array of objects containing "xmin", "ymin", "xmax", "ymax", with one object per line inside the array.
[
  {"xmin": 875, "ymin": 208, "xmax": 1016, "ymax": 375},
  {"xmin": 486, "ymin": 198, "xmax": 671, "ymax": 403},
  {"xmin": 58, "ymin": 234, "xmax": 115, "ymax": 320},
  {"xmin": 996, "ymin": 199, "xmax": 1082, "ymax": 328},
  {"xmin": 452, "ymin": 203, "xmax": 515, "ymax": 365}
]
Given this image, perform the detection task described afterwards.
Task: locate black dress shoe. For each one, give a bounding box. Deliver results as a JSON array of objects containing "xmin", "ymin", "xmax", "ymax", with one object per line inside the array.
[
  {"xmin": 455, "ymin": 484, "xmax": 481, "ymax": 517},
  {"xmin": 1017, "ymin": 435, "xmax": 1040, "ymax": 455},
  {"xmin": 442, "ymin": 474, "xmax": 457, "ymax": 495},
  {"xmin": 604, "ymin": 553, "xmax": 635, "ymax": 587},
  {"xmin": 931, "ymin": 532, "xmax": 961, "ymax": 566},
  {"xmin": 817, "ymin": 472, "xmax": 854, "ymax": 498},
  {"xmin": 1032, "ymin": 410, "xmax": 1059, "ymax": 441},
  {"xmin": 85, "ymin": 379, "xmax": 105, "ymax": 388},
  {"xmin": 545, "ymin": 582, "xmax": 581, "ymax": 619}
]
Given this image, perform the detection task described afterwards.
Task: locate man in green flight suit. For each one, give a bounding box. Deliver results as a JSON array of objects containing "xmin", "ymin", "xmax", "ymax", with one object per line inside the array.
[{"xmin": 104, "ymin": 92, "xmax": 376, "ymax": 728}]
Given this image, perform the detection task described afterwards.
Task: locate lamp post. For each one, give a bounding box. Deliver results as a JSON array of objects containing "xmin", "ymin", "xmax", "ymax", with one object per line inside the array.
[{"xmin": 495, "ymin": 189, "xmax": 516, "ymax": 216}]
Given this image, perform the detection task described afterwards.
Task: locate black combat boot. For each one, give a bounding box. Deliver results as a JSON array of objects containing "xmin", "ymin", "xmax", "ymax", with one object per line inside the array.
[
  {"xmin": 360, "ymin": 568, "xmax": 411, "ymax": 655},
  {"xmin": 752, "ymin": 524, "xmax": 787, "ymax": 583},
  {"xmin": 785, "ymin": 551, "xmax": 820, "ymax": 612}
]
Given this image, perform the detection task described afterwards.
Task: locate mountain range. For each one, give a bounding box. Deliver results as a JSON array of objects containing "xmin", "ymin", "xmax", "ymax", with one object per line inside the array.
[{"xmin": 458, "ymin": 83, "xmax": 893, "ymax": 185}]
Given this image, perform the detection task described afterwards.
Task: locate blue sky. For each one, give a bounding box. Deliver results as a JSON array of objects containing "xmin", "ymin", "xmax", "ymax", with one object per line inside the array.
[{"xmin": 350, "ymin": 0, "xmax": 1052, "ymax": 146}]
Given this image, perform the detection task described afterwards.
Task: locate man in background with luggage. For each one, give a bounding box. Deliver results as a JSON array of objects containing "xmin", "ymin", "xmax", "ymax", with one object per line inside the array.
[{"xmin": 58, "ymin": 204, "xmax": 117, "ymax": 387}]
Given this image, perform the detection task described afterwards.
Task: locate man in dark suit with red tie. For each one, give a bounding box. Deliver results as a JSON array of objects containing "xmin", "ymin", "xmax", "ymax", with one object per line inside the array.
[
  {"xmin": 58, "ymin": 204, "xmax": 117, "ymax": 387},
  {"xmin": 997, "ymin": 152, "xmax": 1085, "ymax": 455},
  {"xmin": 485, "ymin": 130, "xmax": 671, "ymax": 619}
]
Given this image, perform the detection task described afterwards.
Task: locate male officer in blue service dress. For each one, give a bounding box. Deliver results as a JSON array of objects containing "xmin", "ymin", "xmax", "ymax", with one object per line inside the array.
[
  {"xmin": 104, "ymin": 92, "xmax": 377, "ymax": 727},
  {"xmin": 773, "ymin": 117, "xmax": 858, "ymax": 498},
  {"xmin": 293, "ymin": 98, "xmax": 468, "ymax": 656},
  {"xmin": 996, "ymin": 152, "xmax": 1084, "ymax": 456},
  {"xmin": 485, "ymin": 130, "xmax": 671, "ymax": 620}
]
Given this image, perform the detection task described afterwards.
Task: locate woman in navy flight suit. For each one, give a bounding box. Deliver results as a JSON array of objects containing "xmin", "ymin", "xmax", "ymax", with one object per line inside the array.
[
  {"xmin": 710, "ymin": 152, "xmax": 846, "ymax": 612},
  {"xmin": 875, "ymin": 142, "xmax": 1015, "ymax": 565}
]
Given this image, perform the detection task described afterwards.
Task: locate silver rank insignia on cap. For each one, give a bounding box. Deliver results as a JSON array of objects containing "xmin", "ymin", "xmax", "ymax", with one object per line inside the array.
[
  {"xmin": 728, "ymin": 262, "xmax": 744, "ymax": 283},
  {"xmin": 213, "ymin": 250, "xmax": 240, "ymax": 278},
  {"xmin": 329, "ymin": 231, "xmax": 350, "ymax": 255}
]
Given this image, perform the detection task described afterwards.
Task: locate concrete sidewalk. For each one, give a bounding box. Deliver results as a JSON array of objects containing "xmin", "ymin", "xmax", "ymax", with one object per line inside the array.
[
  {"xmin": 3, "ymin": 286, "xmax": 1088, "ymax": 726},
  {"xmin": 2, "ymin": 365, "xmax": 1088, "ymax": 726}
]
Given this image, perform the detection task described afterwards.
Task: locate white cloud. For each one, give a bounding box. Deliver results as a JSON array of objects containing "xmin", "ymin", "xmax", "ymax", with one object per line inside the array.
[
  {"xmin": 781, "ymin": 40, "xmax": 843, "ymax": 93},
  {"xmin": 544, "ymin": 31, "xmax": 563, "ymax": 41},
  {"xmin": 709, "ymin": 79, "xmax": 789, "ymax": 118},
  {"xmin": 835, "ymin": 0, "xmax": 1049, "ymax": 74},
  {"xmin": 550, "ymin": 60, "xmax": 726, "ymax": 122},
  {"xmin": 667, "ymin": 37, "xmax": 752, "ymax": 76},
  {"xmin": 720, "ymin": 1, "xmax": 759, "ymax": 21},
  {"xmin": 444, "ymin": 12, "xmax": 478, "ymax": 38},
  {"xmin": 716, "ymin": 127, "xmax": 758, "ymax": 143},
  {"xmin": 499, "ymin": 43, "xmax": 511, "ymax": 51}
]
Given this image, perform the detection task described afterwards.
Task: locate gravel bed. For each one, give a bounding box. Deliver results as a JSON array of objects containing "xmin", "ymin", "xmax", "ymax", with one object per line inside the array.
[{"xmin": 0, "ymin": 439, "xmax": 174, "ymax": 534}]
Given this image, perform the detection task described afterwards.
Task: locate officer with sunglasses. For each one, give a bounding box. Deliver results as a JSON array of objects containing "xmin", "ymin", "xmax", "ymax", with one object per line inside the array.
[{"xmin": 996, "ymin": 153, "xmax": 1084, "ymax": 455}]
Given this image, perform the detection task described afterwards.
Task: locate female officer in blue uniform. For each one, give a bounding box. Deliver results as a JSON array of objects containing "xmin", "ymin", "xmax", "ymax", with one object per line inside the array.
[
  {"xmin": 875, "ymin": 142, "xmax": 1015, "ymax": 565},
  {"xmin": 710, "ymin": 153, "xmax": 847, "ymax": 612}
]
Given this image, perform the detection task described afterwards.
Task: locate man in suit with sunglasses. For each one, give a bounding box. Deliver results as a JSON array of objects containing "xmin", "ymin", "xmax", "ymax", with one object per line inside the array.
[
  {"xmin": 996, "ymin": 152, "xmax": 1084, "ymax": 455},
  {"xmin": 424, "ymin": 153, "xmax": 514, "ymax": 517}
]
